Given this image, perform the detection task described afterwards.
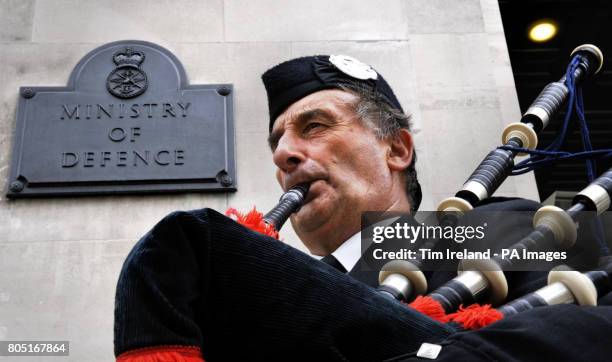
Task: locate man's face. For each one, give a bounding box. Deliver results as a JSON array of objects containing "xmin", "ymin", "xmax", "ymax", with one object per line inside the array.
[{"xmin": 268, "ymin": 89, "xmax": 404, "ymax": 255}]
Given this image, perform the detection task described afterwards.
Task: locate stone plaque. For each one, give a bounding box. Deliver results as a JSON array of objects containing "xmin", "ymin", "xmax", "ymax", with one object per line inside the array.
[{"xmin": 7, "ymin": 40, "xmax": 236, "ymax": 198}]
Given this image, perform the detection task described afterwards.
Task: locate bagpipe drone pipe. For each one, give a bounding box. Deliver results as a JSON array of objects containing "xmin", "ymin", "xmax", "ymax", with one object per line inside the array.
[
  {"xmin": 376, "ymin": 44, "xmax": 612, "ymax": 323},
  {"xmin": 441, "ymin": 259, "xmax": 612, "ymax": 331}
]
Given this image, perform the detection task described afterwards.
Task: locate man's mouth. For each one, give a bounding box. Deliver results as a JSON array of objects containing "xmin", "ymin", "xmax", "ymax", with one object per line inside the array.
[
  {"xmin": 300, "ymin": 180, "xmax": 323, "ymax": 207},
  {"xmin": 283, "ymin": 172, "xmax": 327, "ymax": 210}
]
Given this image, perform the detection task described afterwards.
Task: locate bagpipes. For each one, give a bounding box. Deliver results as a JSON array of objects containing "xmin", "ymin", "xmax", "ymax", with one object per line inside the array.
[
  {"xmin": 374, "ymin": 44, "xmax": 612, "ymax": 327},
  {"xmin": 416, "ymin": 169, "xmax": 612, "ymax": 325},
  {"xmin": 227, "ymin": 44, "xmax": 611, "ymax": 331}
]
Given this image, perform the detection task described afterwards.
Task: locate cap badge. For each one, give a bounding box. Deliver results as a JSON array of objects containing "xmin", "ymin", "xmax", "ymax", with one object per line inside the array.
[{"xmin": 329, "ymin": 55, "xmax": 378, "ymax": 81}]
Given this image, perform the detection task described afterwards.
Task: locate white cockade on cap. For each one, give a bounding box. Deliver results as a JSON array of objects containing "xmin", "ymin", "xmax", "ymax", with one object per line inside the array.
[{"xmin": 329, "ymin": 55, "xmax": 378, "ymax": 81}]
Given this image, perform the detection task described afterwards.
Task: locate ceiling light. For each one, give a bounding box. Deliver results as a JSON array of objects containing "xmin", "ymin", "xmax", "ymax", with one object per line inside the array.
[{"xmin": 528, "ymin": 21, "xmax": 558, "ymax": 42}]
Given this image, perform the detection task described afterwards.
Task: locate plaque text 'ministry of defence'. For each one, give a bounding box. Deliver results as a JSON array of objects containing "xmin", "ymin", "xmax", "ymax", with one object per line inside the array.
[{"xmin": 7, "ymin": 40, "xmax": 236, "ymax": 197}]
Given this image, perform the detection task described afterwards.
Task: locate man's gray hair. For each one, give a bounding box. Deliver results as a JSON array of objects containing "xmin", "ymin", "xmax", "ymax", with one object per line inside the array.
[{"xmin": 339, "ymin": 82, "xmax": 420, "ymax": 211}]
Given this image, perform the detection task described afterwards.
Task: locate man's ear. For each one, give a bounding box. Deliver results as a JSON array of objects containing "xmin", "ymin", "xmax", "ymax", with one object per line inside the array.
[{"xmin": 386, "ymin": 129, "xmax": 414, "ymax": 172}]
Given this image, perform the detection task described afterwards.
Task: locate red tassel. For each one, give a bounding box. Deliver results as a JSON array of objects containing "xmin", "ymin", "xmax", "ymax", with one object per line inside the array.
[
  {"xmin": 407, "ymin": 296, "xmax": 447, "ymax": 322},
  {"xmin": 443, "ymin": 303, "xmax": 503, "ymax": 330},
  {"xmin": 117, "ymin": 345, "xmax": 204, "ymax": 361},
  {"xmin": 226, "ymin": 207, "xmax": 279, "ymax": 239}
]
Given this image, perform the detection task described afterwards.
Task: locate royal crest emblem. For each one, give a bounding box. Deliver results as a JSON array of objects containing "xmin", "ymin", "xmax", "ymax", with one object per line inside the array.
[{"xmin": 106, "ymin": 47, "xmax": 148, "ymax": 99}]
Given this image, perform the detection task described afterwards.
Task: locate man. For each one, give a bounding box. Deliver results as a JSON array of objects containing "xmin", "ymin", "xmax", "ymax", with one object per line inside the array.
[
  {"xmin": 264, "ymin": 54, "xmax": 420, "ymax": 276},
  {"xmin": 114, "ymin": 55, "xmax": 612, "ymax": 361}
]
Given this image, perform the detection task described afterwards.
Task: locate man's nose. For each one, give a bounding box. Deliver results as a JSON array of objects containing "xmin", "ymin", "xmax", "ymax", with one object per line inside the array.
[{"xmin": 272, "ymin": 134, "xmax": 306, "ymax": 173}]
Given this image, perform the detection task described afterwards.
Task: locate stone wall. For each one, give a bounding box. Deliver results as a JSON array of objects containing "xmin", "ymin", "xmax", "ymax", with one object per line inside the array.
[{"xmin": 0, "ymin": 0, "xmax": 537, "ymax": 360}]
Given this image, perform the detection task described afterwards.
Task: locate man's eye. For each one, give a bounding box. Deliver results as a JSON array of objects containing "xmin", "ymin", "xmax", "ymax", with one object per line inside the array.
[{"xmin": 303, "ymin": 122, "xmax": 324, "ymax": 133}]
